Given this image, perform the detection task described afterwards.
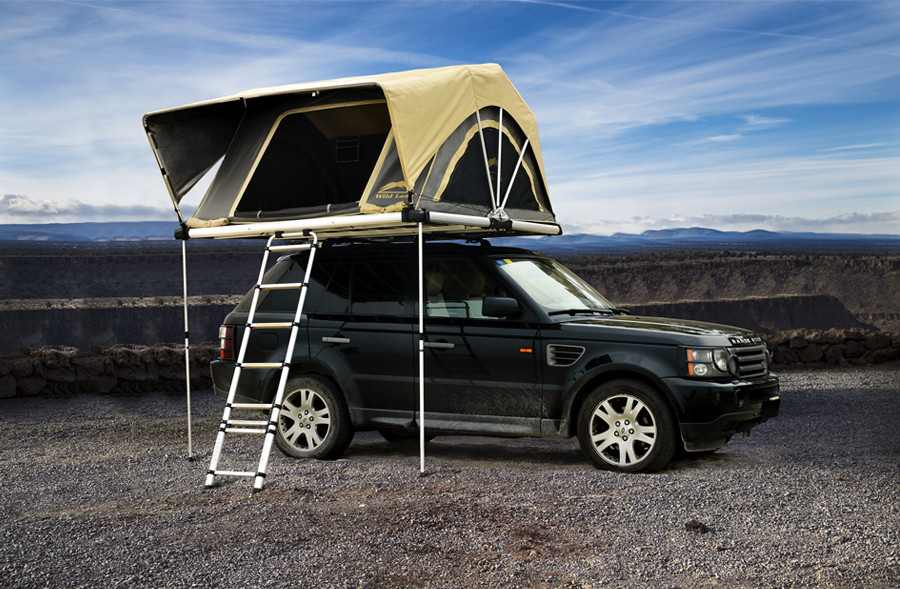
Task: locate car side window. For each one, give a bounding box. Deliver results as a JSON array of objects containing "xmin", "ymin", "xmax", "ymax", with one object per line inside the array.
[
  {"xmin": 239, "ymin": 254, "xmax": 329, "ymax": 314},
  {"xmin": 350, "ymin": 258, "xmax": 407, "ymax": 315},
  {"xmin": 316, "ymin": 257, "xmax": 407, "ymax": 316},
  {"xmin": 425, "ymin": 256, "xmax": 507, "ymax": 319}
]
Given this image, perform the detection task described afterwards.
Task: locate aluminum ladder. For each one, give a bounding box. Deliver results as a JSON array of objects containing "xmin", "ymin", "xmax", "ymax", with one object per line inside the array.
[{"xmin": 205, "ymin": 231, "xmax": 318, "ymax": 493}]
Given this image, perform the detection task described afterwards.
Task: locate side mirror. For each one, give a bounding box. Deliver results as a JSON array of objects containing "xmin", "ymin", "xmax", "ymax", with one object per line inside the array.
[{"xmin": 482, "ymin": 296, "xmax": 522, "ymax": 318}]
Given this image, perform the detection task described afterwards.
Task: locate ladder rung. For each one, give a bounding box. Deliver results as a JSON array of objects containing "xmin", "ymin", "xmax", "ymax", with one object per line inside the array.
[
  {"xmin": 249, "ymin": 322, "xmax": 294, "ymax": 329},
  {"xmin": 224, "ymin": 427, "xmax": 267, "ymax": 435},
  {"xmin": 268, "ymin": 243, "xmax": 314, "ymax": 252},
  {"xmin": 227, "ymin": 419, "xmax": 268, "ymax": 427},
  {"xmin": 259, "ymin": 282, "xmax": 306, "ymax": 290},
  {"xmin": 231, "ymin": 403, "xmax": 274, "ymax": 411},
  {"xmin": 240, "ymin": 362, "xmax": 285, "ymax": 370},
  {"xmin": 213, "ymin": 470, "xmax": 256, "ymax": 478}
]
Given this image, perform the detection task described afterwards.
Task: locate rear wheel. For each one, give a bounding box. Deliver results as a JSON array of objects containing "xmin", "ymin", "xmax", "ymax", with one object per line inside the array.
[
  {"xmin": 275, "ymin": 376, "xmax": 352, "ymax": 460},
  {"xmin": 577, "ymin": 379, "xmax": 676, "ymax": 473}
]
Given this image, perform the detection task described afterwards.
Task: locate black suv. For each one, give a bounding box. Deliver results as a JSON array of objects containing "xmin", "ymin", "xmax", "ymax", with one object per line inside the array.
[{"xmin": 213, "ymin": 241, "xmax": 779, "ymax": 473}]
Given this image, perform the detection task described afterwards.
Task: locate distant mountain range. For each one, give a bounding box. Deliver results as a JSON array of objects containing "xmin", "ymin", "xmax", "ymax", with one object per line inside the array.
[{"xmin": 0, "ymin": 221, "xmax": 898, "ymax": 252}]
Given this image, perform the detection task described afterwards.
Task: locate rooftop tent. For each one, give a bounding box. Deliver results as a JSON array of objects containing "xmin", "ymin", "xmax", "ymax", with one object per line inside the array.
[{"xmin": 143, "ymin": 63, "xmax": 560, "ymax": 239}]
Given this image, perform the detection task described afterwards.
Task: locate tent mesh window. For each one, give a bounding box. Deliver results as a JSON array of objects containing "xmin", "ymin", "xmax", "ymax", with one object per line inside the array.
[{"xmin": 236, "ymin": 102, "xmax": 391, "ymax": 220}]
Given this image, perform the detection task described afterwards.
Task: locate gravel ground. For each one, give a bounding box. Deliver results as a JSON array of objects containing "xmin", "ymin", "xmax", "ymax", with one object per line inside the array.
[{"xmin": 1, "ymin": 368, "xmax": 898, "ymax": 588}]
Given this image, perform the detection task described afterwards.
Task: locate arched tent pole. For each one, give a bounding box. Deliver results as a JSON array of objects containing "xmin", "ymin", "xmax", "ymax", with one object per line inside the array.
[
  {"xmin": 496, "ymin": 108, "xmax": 503, "ymax": 209},
  {"xmin": 497, "ymin": 138, "xmax": 530, "ymax": 213},
  {"xmin": 475, "ymin": 110, "xmax": 497, "ymax": 210}
]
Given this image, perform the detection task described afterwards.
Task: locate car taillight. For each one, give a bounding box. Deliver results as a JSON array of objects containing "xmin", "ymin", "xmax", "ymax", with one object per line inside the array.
[{"xmin": 219, "ymin": 325, "xmax": 234, "ymax": 359}]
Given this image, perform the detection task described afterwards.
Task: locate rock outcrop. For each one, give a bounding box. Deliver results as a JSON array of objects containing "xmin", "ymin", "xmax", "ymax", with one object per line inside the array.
[{"xmin": 1, "ymin": 330, "xmax": 896, "ymax": 399}]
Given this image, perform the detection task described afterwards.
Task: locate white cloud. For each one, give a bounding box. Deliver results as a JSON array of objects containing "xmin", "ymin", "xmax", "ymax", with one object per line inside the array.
[
  {"xmin": 0, "ymin": 193, "xmax": 171, "ymax": 223},
  {"xmin": 740, "ymin": 115, "xmax": 792, "ymax": 130},
  {"xmin": 822, "ymin": 143, "xmax": 891, "ymax": 152}
]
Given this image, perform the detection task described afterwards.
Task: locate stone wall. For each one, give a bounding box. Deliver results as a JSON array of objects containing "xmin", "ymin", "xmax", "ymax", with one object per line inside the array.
[
  {"xmin": 0, "ymin": 303, "xmax": 235, "ymax": 356},
  {"xmin": 1, "ymin": 330, "xmax": 897, "ymax": 399},
  {"xmin": 0, "ymin": 343, "xmax": 219, "ymax": 398},
  {"xmin": 766, "ymin": 329, "xmax": 900, "ymax": 368}
]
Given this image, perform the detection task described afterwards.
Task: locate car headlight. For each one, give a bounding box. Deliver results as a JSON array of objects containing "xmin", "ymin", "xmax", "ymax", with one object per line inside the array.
[{"xmin": 686, "ymin": 347, "xmax": 734, "ymax": 377}]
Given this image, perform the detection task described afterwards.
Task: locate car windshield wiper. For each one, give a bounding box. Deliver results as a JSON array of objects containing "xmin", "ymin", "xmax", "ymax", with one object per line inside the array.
[{"xmin": 547, "ymin": 308, "xmax": 615, "ymax": 317}]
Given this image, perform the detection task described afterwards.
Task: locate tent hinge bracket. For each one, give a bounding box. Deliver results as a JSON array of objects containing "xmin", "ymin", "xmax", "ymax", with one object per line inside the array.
[
  {"xmin": 175, "ymin": 221, "xmax": 190, "ymax": 240},
  {"xmin": 489, "ymin": 217, "xmax": 513, "ymax": 231},
  {"xmin": 402, "ymin": 209, "xmax": 429, "ymax": 224}
]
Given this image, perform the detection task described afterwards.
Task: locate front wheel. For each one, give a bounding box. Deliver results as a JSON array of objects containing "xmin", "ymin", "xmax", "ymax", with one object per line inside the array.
[
  {"xmin": 577, "ymin": 379, "xmax": 676, "ymax": 473},
  {"xmin": 275, "ymin": 376, "xmax": 352, "ymax": 460}
]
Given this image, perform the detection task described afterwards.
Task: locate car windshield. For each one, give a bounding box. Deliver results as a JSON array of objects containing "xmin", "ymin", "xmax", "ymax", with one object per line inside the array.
[{"xmin": 493, "ymin": 256, "xmax": 616, "ymax": 315}]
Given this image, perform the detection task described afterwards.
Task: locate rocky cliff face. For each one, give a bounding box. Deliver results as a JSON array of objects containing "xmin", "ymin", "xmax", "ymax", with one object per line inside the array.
[
  {"xmin": 626, "ymin": 294, "xmax": 870, "ymax": 334},
  {"xmin": 563, "ymin": 254, "xmax": 900, "ymax": 331}
]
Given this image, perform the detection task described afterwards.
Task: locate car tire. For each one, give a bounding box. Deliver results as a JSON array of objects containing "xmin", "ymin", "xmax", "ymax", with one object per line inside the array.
[
  {"xmin": 577, "ymin": 379, "xmax": 676, "ymax": 473},
  {"xmin": 274, "ymin": 376, "xmax": 352, "ymax": 460}
]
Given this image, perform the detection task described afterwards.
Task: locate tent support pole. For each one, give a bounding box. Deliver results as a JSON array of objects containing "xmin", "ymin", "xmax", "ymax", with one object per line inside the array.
[
  {"xmin": 417, "ymin": 222, "xmax": 426, "ymax": 475},
  {"xmin": 496, "ymin": 108, "xmax": 503, "ymax": 205},
  {"xmin": 498, "ymin": 138, "xmax": 530, "ymax": 213},
  {"xmin": 181, "ymin": 239, "xmax": 193, "ymax": 460},
  {"xmin": 475, "ymin": 110, "xmax": 497, "ymax": 210}
]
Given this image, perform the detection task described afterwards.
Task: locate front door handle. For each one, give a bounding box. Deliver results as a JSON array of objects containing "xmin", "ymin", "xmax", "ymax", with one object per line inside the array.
[{"xmin": 322, "ymin": 336, "xmax": 351, "ymax": 344}]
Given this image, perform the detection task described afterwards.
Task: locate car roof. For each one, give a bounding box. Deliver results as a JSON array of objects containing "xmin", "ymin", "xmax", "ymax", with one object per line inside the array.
[{"xmin": 296, "ymin": 240, "xmax": 545, "ymax": 260}]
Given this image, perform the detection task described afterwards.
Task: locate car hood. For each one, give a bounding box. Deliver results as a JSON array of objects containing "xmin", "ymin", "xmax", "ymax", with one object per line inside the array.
[{"xmin": 557, "ymin": 314, "xmax": 763, "ymax": 345}]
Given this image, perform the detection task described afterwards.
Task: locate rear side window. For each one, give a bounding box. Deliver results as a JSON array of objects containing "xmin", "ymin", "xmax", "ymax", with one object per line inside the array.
[
  {"xmin": 316, "ymin": 256, "xmax": 407, "ymax": 316},
  {"xmin": 234, "ymin": 253, "xmax": 331, "ymax": 314}
]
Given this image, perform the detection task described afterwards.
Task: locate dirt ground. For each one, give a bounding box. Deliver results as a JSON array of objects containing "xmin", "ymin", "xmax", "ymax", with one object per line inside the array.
[{"xmin": 1, "ymin": 368, "xmax": 898, "ymax": 588}]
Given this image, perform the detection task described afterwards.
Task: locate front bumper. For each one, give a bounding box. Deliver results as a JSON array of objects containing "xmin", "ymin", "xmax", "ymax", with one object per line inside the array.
[{"xmin": 662, "ymin": 374, "xmax": 780, "ymax": 451}]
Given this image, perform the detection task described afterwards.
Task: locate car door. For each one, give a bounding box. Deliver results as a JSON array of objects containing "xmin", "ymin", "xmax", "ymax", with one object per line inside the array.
[
  {"xmin": 421, "ymin": 253, "xmax": 542, "ymax": 435},
  {"xmin": 306, "ymin": 249, "xmax": 417, "ymax": 428}
]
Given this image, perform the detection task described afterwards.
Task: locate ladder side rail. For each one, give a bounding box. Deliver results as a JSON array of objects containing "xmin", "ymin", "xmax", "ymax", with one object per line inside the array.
[
  {"xmin": 207, "ymin": 235, "xmax": 278, "ymax": 488},
  {"xmin": 254, "ymin": 232, "xmax": 319, "ymax": 491}
]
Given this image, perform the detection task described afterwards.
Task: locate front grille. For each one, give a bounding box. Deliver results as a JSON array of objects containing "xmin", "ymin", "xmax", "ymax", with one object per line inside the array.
[
  {"xmin": 547, "ymin": 344, "xmax": 585, "ymax": 367},
  {"xmin": 732, "ymin": 343, "xmax": 769, "ymax": 379}
]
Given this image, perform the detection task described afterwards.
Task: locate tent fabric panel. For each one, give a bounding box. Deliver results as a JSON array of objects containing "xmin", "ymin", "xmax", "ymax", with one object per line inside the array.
[
  {"xmin": 187, "ymin": 102, "xmax": 284, "ymax": 222},
  {"xmin": 304, "ymin": 101, "xmax": 390, "ymax": 138},
  {"xmin": 235, "ymin": 119, "xmax": 388, "ymax": 219},
  {"xmin": 378, "ymin": 64, "xmax": 544, "ymax": 195},
  {"xmin": 143, "ymin": 100, "xmax": 245, "ymax": 204},
  {"xmin": 233, "ymin": 103, "xmax": 391, "ymax": 220},
  {"xmin": 191, "ymin": 94, "xmax": 391, "ymax": 224},
  {"xmin": 360, "ymin": 132, "xmax": 411, "ymax": 214}
]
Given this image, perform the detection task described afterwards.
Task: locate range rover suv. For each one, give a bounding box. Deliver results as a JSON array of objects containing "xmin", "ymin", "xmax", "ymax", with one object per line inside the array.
[{"xmin": 212, "ymin": 241, "xmax": 780, "ymax": 473}]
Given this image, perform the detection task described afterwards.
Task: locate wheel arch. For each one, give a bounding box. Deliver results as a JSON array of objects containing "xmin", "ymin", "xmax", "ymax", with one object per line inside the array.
[
  {"xmin": 562, "ymin": 366, "xmax": 682, "ymax": 437},
  {"xmin": 259, "ymin": 360, "xmax": 349, "ymax": 406}
]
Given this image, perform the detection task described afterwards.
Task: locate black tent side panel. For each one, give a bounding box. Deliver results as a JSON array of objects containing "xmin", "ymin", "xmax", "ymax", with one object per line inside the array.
[{"xmin": 143, "ymin": 101, "xmax": 246, "ymax": 203}]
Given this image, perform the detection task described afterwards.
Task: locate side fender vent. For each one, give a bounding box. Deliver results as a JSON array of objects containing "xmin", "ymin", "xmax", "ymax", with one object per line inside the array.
[{"xmin": 547, "ymin": 344, "xmax": 585, "ymax": 367}]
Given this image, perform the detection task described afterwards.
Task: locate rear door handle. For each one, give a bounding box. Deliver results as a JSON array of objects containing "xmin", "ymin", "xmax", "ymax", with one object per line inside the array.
[
  {"xmin": 423, "ymin": 341, "xmax": 455, "ymax": 350},
  {"xmin": 322, "ymin": 336, "xmax": 351, "ymax": 344}
]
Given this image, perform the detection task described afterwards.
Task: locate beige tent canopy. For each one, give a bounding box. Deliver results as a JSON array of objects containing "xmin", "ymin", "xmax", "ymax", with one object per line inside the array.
[{"xmin": 143, "ymin": 63, "xmax": 560, "ymax": 240}]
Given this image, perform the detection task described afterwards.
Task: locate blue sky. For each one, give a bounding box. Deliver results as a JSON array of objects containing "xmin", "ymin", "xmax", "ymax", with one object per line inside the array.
[{"xmin": 1, "ymin": 0, "xmax": 898, "ymax": 235}]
